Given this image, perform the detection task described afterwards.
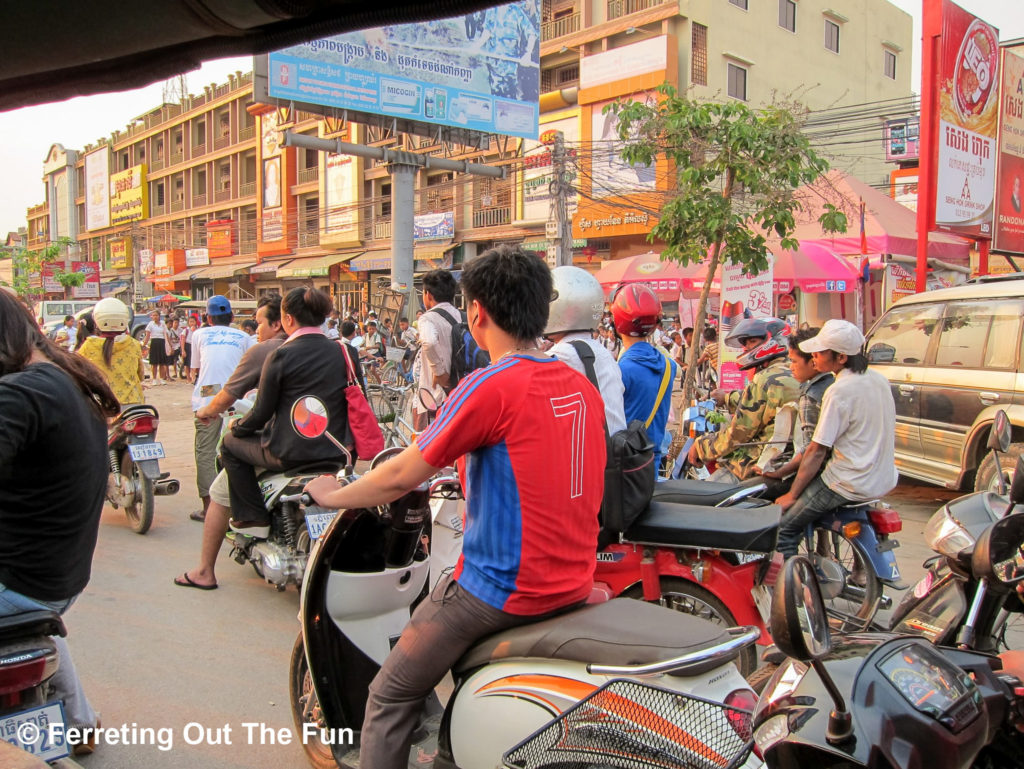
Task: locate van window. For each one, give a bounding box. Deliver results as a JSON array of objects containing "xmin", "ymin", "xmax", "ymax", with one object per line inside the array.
[
  {"xmin": 867, "ymin": 303, "xmax": 942, "ymax": 365},
  {"xmin": 934, "ymin": 300, "xmax": 1022, "ymax": 370}
]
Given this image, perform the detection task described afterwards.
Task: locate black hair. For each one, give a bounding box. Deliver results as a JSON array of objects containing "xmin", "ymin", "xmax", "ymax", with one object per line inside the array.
[
  {"xmin": 256, "ymin": 292, "xmax": 282, "ymax": 325},
  {"xmin": 460, "ymin": 245, "xmax": 551, "ymax": 341},
  {"xmin": 241, "ymin": 319, "xmax": 258, "ymax": 334},
  {"xmin": 75, "ymin": 312, "xmax": 97, "ymax": 352},
  {"xmin": 844, "ymin": 352, "xmax": 869, "ymax": 374},
  {"xmin": 341, "ymin": 320, "xmax": 356, "ymax": 337},
  {"xmin": 0, "ymin": 290, "xmax": 118, "ymax": 417},
  {"xmin": 64, "ymin": 315, "xmax": 74, "ymax": 323},
  {"xmin": 703, "ymin": 326, "xmax": 717, "ymax": 342},
  {"xmin": 422, "ymin": 269, "xmax": 457, "ymax": 304},
  {"xmin": 209, "ymin": 313, "xmax": 233, "ymax": 326},
  {"xmin": 283, "ymin": 286, "xmax": 331, "ymax": 328},
  {"xmin": 682, "ymin": 327, "xmax": 694, "ymax": 337},
  {"xmin": 789, "ymin": 327, "xmax": 820, "ymax": 363}
]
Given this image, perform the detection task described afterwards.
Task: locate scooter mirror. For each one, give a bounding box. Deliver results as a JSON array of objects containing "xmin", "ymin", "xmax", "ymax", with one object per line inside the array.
[
  {"xmin": 988, "ymin": 410, "xmax": 1011, "ymax": 453},
  {"xmin": 770, "ymin": 556, "xmax": 832, "ymax": 662},
  {"xmin": 972, "ymin": 514, "xmax": 1024, "ymax": 586},
  {"xmin": 1011, "ymin": 454, "xmax": 1024, "ymax": 506},
  {"xmin": 419, "ymin": 387, "xmax": 439, "ymax": 413},
  {"xmin": 291, "ymin": 396, "xmax": 330, "ymax": 439}
]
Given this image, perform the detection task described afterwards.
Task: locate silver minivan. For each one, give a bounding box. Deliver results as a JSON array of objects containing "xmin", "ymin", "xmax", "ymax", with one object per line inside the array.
[{"xmin": 865, "ymin": 275, "xmax": 1024, "ymax": 491}]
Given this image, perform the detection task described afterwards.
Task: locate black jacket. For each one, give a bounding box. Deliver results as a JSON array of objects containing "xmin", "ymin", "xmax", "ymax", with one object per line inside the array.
[{"xmin": 232, "ymin": 334, "xmax": 349, "ymax": 463}]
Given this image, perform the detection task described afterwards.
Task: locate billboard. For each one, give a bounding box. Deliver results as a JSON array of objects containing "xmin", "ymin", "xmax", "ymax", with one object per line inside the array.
[
  {"xmin": 718, "ymin": 258, "xmax": 775, "ymax": 392},
  {"xmin": 324, "ymin": 149, "xmax": 357, "ymax": 236},
  {"xmin": 522, "ymin": 116, "xmax": 579, "ymax": 222},
  {"xmin": 993, "ymin": 48, "xmax": 1024, "ymax": 254},
  {"xmin": 108, "ymin": 238, "xmax": 130, "ymax": 269},
  {"xmin": 935, "ymin": 1, "xmax": 999, "ymax": 238},
  {"xmin": 109, "ymin": 165, "xmax": 148, "ymax": 225},
  {"xmin": 84, "ymin": 148, "xmax": 110, "ymax": 231},
  {"xmin": 71, "ymin": 261, "xmax": 100, "ymax": 299},
  {"xmin": 590, "ymin": 93, "xmax": 658, "ymax": 200},
  {"xmin": 884, "ymin": 117, "xmax": 920, "ymax": 162},
  {"xmin": 263, "ymin": 0, "xmax": 540, "ymax": 140},
  {"xmin": 413, "ymin": 212, "xmax": 454, "ymax": 241},
  {"xmin": 890, "ymin": 168, "xmax": 920, "ymax": 212}
]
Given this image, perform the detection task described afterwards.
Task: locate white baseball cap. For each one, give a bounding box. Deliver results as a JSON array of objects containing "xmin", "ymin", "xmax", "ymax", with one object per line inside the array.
[{"xmin": 798, "ymin": 319, "xmax": 864, "ymax": 356}]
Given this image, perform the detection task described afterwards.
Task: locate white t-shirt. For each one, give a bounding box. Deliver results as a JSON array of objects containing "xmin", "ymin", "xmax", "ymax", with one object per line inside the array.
[
  {"xmin": 550, "ymin": 333, "xmax": 627, "ymax": 434},
  {"xmin": 145, "ymin": 321, "xmax": 166, "ymax": 340},
  {"xmin": 190, "ymin": 325, "xmax": 256, "ymax": 411},
  {"xmin": 813, "ymin": 368, "xmax": 898, "ymax": 501},
  {"xmin": 414, "ymin": 302, "xmax": 457, "ymax": 414}
]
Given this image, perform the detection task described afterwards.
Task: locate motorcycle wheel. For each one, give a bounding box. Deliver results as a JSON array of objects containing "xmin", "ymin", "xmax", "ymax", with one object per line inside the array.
[
  {"xmin": 806, "ymin": 528, "xmax": 882, "ymax": 631},
  {"xmin": 622, "ymin": 578, "xmax": 757, "ymax": 678},
  {"xmin": 975, "ymin": 445, "xmax": 1023, "ymax": 492},
  {"xmin": 289, "ymin": 632, "xmax": 346, "ymax": 769},
  {"xmin": 121, "ymin": 451, "xmax": 155, "ymax": 535}
]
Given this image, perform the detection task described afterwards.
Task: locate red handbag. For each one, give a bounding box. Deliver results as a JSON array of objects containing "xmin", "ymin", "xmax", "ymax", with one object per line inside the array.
[{"xmin": 339, "ymin": 342, "xmax": 384, "ymax": 458}]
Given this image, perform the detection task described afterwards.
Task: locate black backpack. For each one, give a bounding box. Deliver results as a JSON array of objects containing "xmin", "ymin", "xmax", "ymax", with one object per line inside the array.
[
  {"xmin": 431, "ymin": 307, "xmax": 490, "ymax": 391},
  {"xmin": 569, "ymin": 341, "xmax": 655, "ymax": 537}
]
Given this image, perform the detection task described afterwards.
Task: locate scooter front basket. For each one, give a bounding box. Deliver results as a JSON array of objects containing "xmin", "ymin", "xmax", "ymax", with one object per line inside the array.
[{"xmin": 502, "ymin": 679, "xmax": 754, "ymax": 769}]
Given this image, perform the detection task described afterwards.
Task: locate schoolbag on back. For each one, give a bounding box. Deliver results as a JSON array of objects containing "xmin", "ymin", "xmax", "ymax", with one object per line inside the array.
[
  {"xmin": 569, "ymin": 341, "xmax": 655, "ymax": 536},
  {"xmin": 431, "ymin": 307, "xmax": 490, "ymax": 391}
]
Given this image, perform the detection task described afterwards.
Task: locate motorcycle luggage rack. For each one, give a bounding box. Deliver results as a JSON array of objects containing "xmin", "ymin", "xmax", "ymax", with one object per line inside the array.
[{"xmin": 502, "ymin": 679, "xmax": 754, "ymax": 769}]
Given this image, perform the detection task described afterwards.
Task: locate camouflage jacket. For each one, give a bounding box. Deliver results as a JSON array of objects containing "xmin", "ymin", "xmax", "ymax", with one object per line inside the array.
[{"xmin": 694, "ymin": 358, "xmax": 801, "ymax": 480}]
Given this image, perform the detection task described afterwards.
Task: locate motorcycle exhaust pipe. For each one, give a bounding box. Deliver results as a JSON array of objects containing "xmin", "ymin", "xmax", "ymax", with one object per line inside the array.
[{"xmin": 154, "ymin": 479, "xmax": 180, "ymax": 496}]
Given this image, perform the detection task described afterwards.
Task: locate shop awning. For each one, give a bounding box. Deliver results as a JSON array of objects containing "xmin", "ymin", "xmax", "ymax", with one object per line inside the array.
[
  {"xmin": 250, "ymin": 259, "xmax": 294, "ymax": 275},
  {"xmin": 413, "ymin": 243, "xmax": 454, "ymax": 272},
  {"xmin": 277, "ymin": 252, "xmax": 362, "ymax": 278},
  {"xmin": 168, "ymin": 265, "xmax": 211, "ymax": 281},
  {"xmin": 192, "ymin": 260, "xmax": 255, "ymax": 280},
  {"xmin": 349, "ymin": 251, "xmax": 392, "ymax": 272}
]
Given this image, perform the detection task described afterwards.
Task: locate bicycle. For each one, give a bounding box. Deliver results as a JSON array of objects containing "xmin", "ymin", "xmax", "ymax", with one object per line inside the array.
[{"xmin": 367, "ymin": 383, "xmax": 418, "ymax": 449}]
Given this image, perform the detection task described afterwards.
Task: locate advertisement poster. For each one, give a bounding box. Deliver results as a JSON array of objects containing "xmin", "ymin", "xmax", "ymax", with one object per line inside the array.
[
  {"xmin": 590, "ymin": 93, "xmax": 658, "ymax": 199},
  {"xmin": 413, "ymin": 212, "xmax": 455, "ymax": 241},
  {"xmin": 324, "ymin": 152, "xmax": 356, "ymax": 235},
  {"xmin": 890, "ymin": 168, "xmax": 920, "ymax": 212},
  {"xmin": 84, "ymin": 148, "xmax": 110, "ymax": 231},
  {"xmin": 40, "ymin": 262, "xmax": 62, "ymax": 294},
  {"xmin": 185, "ymin": 248, "xmax": 210, "ymax": 267},
  {"xmin": 935, "ymin": 1, "xmax": 1000, "ymax": 238},
  {"xmin": 108, "ymin": 239, "xmax": 130, "ymax": 269},
  {"xmin": 885, "ymin": 262, "xmax": 957, "ymax": 309},
  {"xmin": 138, "ymin": 249, "xmax": 154, "ymax": 276},
  {"xmin": 522, "ymin": 117, "xmax": 579, "ymax": 222},
  {"xmin": 267, "ymin": 0, "xmax": 540, "ymax": 139},
  {"xmin": 884, "ymin": 117, "xmax": 920, "ymax": 162},
  {"xmin": 718, "ymin": 257, "xmax": 774, "ymax": 392},
  {"xmin": 109, "ymin": 165, "xmax": 149, "ymax": 226},
  {"xmin": 993, "ymin": 48, "xmax": 1024, "ymax": 254},
  {"xmin": 71, "ymin": 261, "xmax": 100, "ymax": 299}
]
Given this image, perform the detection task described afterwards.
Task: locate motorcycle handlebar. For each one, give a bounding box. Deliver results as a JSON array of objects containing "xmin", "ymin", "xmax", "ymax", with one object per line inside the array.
[
  {"xmin": 279, "ymin": 492, "xmax": 313, "ymax": 505},
  {"xmin": 429, "ymin": 475, "xmax": 462, "ymax": 497}
]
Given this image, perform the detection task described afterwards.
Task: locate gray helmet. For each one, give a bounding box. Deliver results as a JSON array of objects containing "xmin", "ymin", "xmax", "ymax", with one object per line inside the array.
[
  {"xmin": 725, "ymin": 317, "xmax": 791, "ymax": 369},
  {"xmin": 544, "ymin": 266, "xmax": 606, "ymax": 336}
]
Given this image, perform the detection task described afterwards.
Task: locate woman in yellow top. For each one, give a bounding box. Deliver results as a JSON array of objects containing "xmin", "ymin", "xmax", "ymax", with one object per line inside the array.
[{"xmin": 77, "ymin": 298, "xmax": 145, "ymax": 406}]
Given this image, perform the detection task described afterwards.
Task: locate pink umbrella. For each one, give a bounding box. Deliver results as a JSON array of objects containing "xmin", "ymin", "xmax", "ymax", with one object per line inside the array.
[
  {"xmin": 771, "ymin": 242, "xmax": 860, "ymax": 293},
  {"xmin": 593, "ymin": 252, "xmax": 709, "ymax": 298}
]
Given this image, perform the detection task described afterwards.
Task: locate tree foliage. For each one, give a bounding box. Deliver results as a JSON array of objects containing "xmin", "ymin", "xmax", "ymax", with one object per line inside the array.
[
  {"xmin": 608, "ymin": 85, "xmax": 847, "ymax": 401},
  {"xmin": 1, "ymin": 237, "xmax": 83, "ymax": 300}
]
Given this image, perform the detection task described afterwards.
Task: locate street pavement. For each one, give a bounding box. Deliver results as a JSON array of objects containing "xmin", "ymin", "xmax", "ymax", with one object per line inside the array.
[{"xmin": 62, "ymin": 381, "xmax": 1018, "ymax": 768}]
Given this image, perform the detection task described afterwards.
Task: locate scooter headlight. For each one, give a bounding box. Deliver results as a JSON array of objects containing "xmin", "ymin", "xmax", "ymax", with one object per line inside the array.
[{"xmin": 923, "ymin": 506, "xmax": 975, "ymax": 559}]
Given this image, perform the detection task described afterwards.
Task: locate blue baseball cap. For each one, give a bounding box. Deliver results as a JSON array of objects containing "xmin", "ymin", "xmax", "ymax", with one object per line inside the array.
[{"xmin": 207, "ymin": 295, "xmax": 232, "ymax": 315}]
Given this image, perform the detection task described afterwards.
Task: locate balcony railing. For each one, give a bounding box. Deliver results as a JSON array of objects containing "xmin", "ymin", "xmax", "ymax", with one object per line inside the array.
[
  {"xmin": 238, "ymin": 125, "xmax": 255, "ymax": 142},
  {"xmin": 214, "ymin": 188, "xmax": 231, "ymax": 203},
  {"xmin": 150, "ymin": 157, "xmax": 165, "ymax": 172},
  {"xmin": 239, "ymin": 238, "xmax": 256, "ymax": 255},
  {"xmin": 192, "ymin": 143, "xmax": 207, "ymax": 157},
  {"xmin": 170, "ymin": 150, "xmax": 183, "ymax": 165},
  {"xmin": 297, "ymin": 166, "xmax": 319, "ymax": 184},
  {"xmin": 606, "ymin": 0, "xmax": 659, "ymax": 20},
  {"xmin": 541, "ymin": 12, "xmax": 580, "ymax": 40},
  {"xmin": 151, "ymin": 203, "xmax": 166, "ymax": 216},
  {"xmin": 170, "ymin": 198, "xmax": 185, "ymax": 213},
  {"xmin": 472, "ymin": 206, "xmax": 512, "ymax": 228},
  {"xmin": 214, "ymin": 134, "xmax": 231, "ymax": 150},
  {"xmin": 373, "ymin": 219, "xmax": 392, "ymax": 240},
  {"xmin": 299, "ymin": 228, "xmax": 320, "ymax": 248},
  {"xmin": 239, "ymin": 181, "xmax": 256, "ymax": 197},
  {"xmin": 193, "ymin": 193, "xmax": 207, "ymax": 207}
]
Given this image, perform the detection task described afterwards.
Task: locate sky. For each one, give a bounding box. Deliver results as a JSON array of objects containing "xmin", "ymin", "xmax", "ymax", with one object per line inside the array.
[{"xmin": 1, "ymin": 0, "xmax": 1022, "ymax": 236}]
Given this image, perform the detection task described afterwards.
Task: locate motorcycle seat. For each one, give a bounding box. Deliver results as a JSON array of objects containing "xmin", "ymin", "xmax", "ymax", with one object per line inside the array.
[
  {"xmin": 116, "ymin": 404, "xmax": 157, "ymax": 419},
  {"xmin": 623, "ymin": 500, "xmax": 781, "ymax": 553},
  {"xmin": 0, "ymin": 610, "xmax": 66, "ymax": 641},
  {"xmin": 454, "ymin": 597, "xmax": 742, "ymax": 677},
  {"xmin": 652, "ymin": 478, "xmax": 765, "ymax": 507},
  {"xmin": 279, "ymin": 461, "xmax": 345, "ymax": 478}
]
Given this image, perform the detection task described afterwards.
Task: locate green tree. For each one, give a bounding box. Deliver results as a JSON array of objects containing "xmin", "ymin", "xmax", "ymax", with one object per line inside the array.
[
  {"xmin": 608, "ymin": 85, "xmax": 847, "ymax": 402},
  {"xmin": 2, "ymin": 237, "xmax": 84, "ymax": 301}
]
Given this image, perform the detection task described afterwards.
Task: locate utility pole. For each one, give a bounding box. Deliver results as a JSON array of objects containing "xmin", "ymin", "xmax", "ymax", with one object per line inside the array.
[{"xmin": 548, "ymin": 131, "xmax": 573, "ymax": 268}]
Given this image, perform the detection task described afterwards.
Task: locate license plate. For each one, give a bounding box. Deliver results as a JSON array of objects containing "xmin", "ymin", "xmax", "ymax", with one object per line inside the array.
[
  {"xmin": 751, "ymin": 584, "xmax": 773, "ymax": 625},
  {"xmin": 128, "ymin": 442, "xmax": 165, "ymax": 461},
  {"xmin": 0, "ymin": 702, "xmax": 70, "ymax": 762},
  {"xmin": 305, "ymin": 511, "xmax": 338, "ymax": 540}
]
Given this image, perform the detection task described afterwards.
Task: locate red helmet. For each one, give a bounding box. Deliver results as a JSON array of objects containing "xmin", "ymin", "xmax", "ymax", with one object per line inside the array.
[{"xmin": 610, "ymin": 284, "xmax": 662, "ymax": 338}]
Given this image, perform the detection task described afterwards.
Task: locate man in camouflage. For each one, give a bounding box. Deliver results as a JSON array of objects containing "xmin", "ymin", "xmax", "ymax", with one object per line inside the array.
[{"xmin": 687, "ymin": 318, "xmax": 799, "ymax": 482}]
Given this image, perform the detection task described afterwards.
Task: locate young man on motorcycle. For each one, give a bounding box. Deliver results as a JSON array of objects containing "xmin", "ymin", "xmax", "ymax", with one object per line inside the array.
[
  {"xmin": 612, "ymin": 284, "xmax": 677, "ymax": 470},
  {"xmin": 775, "ymin": 319, "xmax": 898, "ymax": 558},
  {"xmin": 545, "ymin": 265, "xmax": 626, "ymax": 434},
  {"xmin": 686, "ymin": 317, "xmax": 800, "ymax": 482},
  {"xmin": 304, "ymin": 245, "xmax": 606, "ymax": 769}
]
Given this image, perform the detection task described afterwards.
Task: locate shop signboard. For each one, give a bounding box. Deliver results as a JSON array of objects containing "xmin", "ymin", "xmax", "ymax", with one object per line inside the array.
[
  {"xmin": 138, "ymin": 249, "xmax": 154, "ymax": 276},
  {"xmin": 41, "ymin": 262, "xmax": 62, "ymax": 294},
  {"xmin": 935, "ymin": 0, "xmax": 1000, "ymax": 239},
  {"xmin": 84, "ymin": 147, "xmax": 110, "ymax": 231},
  {"xmin": 71, "ymin": 261, "xmax": 100, "ymax": 299},
  {"xmin": 993, "ymin": 47, "xmax": 1024, "ymax": 254},
  {"xmin": 413, "ymin": 212, "xmax": 454, "ymax": 241},
  {"xmin": 884, "ymin": 117, "xmax": 920, "ymax": 162},
  {"xmin": 109, "ymin": 165, "xmax": 148, "ymax": 226},
  {"xmin": 108, "ymin": 239, "xmax": 130, "ymax": 269},
  {"xmin": 185, "ymin": 248, "xmax": 210, "ymax": 267}
]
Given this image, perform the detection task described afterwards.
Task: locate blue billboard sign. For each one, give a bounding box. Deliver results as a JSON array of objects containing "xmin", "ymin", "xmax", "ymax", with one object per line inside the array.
[
  {"xmin": 266, "ymin": 1, "xmax": 539, "ymax": 139},
  {"xmin": 414, "ymin": 212, "xmax": 455, "ymax": 242}
]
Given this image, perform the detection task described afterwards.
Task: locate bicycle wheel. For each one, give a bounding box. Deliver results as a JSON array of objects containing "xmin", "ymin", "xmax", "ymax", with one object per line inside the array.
[
  {"xmin": 804, "ymin": 527, "xmax": 882, "ymax": 631},
  {"xmin": 380, "ymin": 361, "xmax": 403, "ymax": 386},
  {"xmin": 367, "ymin": 385, "xmax": 396, "ymax": 423}
]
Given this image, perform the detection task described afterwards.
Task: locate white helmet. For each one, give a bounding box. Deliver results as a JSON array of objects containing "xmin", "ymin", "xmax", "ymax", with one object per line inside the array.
[
  {"xmin": 93, "ymin": 297, "xmax": 131, "ymax": 334},
  {"xmin": 544, "ymin": 266, "xmax": 606, "ymax": 336}
]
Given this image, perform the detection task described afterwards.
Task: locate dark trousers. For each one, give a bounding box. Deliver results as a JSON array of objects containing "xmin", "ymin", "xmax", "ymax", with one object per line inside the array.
[
  {"xmin": 776, "ymin": 476, "xmax": 850, "ymax": 558},
  {"xmin": 359, "ymin": 575, "xmax": 579, "ymax": 769},
  {"xmin": 220, "ymin": 433, "xmax": 286, "ymax": 524}
]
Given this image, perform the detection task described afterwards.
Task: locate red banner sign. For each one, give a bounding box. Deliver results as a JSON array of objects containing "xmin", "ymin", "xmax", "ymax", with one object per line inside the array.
[
  {"xmin": 994, "ymin": 48, "xmax": 1024, "ymax": 254},
  {"xmin": 71, "ymin": 261, "xmax": 100, "ymax": 299}
]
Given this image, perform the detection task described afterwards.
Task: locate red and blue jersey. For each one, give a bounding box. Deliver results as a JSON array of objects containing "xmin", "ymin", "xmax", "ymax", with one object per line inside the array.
[{"xmin": 417, "ymin": 353, "xmax": 606, "ymax": 615}]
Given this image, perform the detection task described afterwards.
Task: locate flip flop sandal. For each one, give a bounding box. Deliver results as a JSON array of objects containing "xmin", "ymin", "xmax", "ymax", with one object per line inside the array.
[{"xmin": 174, "ymin": 573, "xmax": 217, "ymax": 590}]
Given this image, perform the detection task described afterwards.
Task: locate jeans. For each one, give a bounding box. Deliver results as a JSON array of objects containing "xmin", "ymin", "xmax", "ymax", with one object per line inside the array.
[
  {"xmin": 0, "ymin": 584, "xmax": 97, "ymax": 728},
  {"xmin": 220, "ymin": 433, "xmax": 286, "ymax": 524},
  {"xmin": 776, "ymin": 476, "xmax": 850, "ymax": 558},
  {"xmin": 359, "ymin": 575, "xmax": 577, "ymax": 769}
]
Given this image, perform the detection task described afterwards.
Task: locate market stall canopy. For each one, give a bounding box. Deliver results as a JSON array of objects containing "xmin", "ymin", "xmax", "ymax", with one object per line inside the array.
[
  {"xmin": 593, "ymin": 252, "xmax": 707, "ymax": 299},
  {"xmin": 146, "ymin": 294, "xmax": 190, "ymax": 303},
  {"xmin": 784, "ymin": 169, "xmax": 971, "ymax": 261}
]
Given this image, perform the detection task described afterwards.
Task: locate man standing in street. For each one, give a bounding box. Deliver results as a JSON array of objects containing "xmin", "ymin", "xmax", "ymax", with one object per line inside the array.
[
  {"xmin": 189, "ymin": 295, "xmax": 254, "ymax": 523},
  {"xmin": 775, "ymin": 319, "xmax": 897, "ymax": 559},
  {"xmin": 412, "ymin": 269, "xmax": 459, "ymax": 430}
]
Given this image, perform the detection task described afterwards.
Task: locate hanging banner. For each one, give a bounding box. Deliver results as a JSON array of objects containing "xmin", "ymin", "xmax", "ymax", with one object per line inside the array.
[
  {"xmin": 993, "ymin": 48, "xmax": 1024, "ymax": 254},
  {"xmin": 108, "ymin": 239, "xmax": 131, "ymax": 269},
  {"xmin": 718, "ymin": 257, "xmax": 774, "ymax": 392},
  {"xmin": 40, "ymin": 262, "xmax": 62, "ymax": 294},
  {"xmin": 935, "ymin": 1, "xmax": 999, "ymax": 239},
  {"xmin": 71, "ymin": 261, "xmax": 101, "ymax": 299}
]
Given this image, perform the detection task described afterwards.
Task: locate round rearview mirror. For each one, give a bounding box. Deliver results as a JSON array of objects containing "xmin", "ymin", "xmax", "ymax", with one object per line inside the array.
[
  {"xmin": 291, "ymin": 396, "xmax": 329, "ymax": 439},
  {"xmin": 989, "ymin": 410, "xmax": 1012, "ymax": 453},
  {"xmin": 972, "ymin": 514, "xmax": 1024, "ymax": 586},
  {"xmin": 419, "ymin": 387, "xmax": 439, "ymax": 413},
  {"xmin": 770, "ymin": 556, "xmax": 832, "ymax": 662}
]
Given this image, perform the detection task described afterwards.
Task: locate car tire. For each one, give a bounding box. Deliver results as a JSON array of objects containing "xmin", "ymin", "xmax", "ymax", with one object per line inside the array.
[
  {"xmin": 974, "ymin": 444, "xmax": 1024, "ymax": 493},
  {"xmin": 133, "ymin": 326, "xmax": 146, "ymax": 342}
]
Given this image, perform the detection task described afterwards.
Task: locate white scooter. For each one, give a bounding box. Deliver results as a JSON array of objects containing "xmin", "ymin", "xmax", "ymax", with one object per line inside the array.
[{"xmin": 287, "ymin": 398, "xmax": 762, "ymax": 769}]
